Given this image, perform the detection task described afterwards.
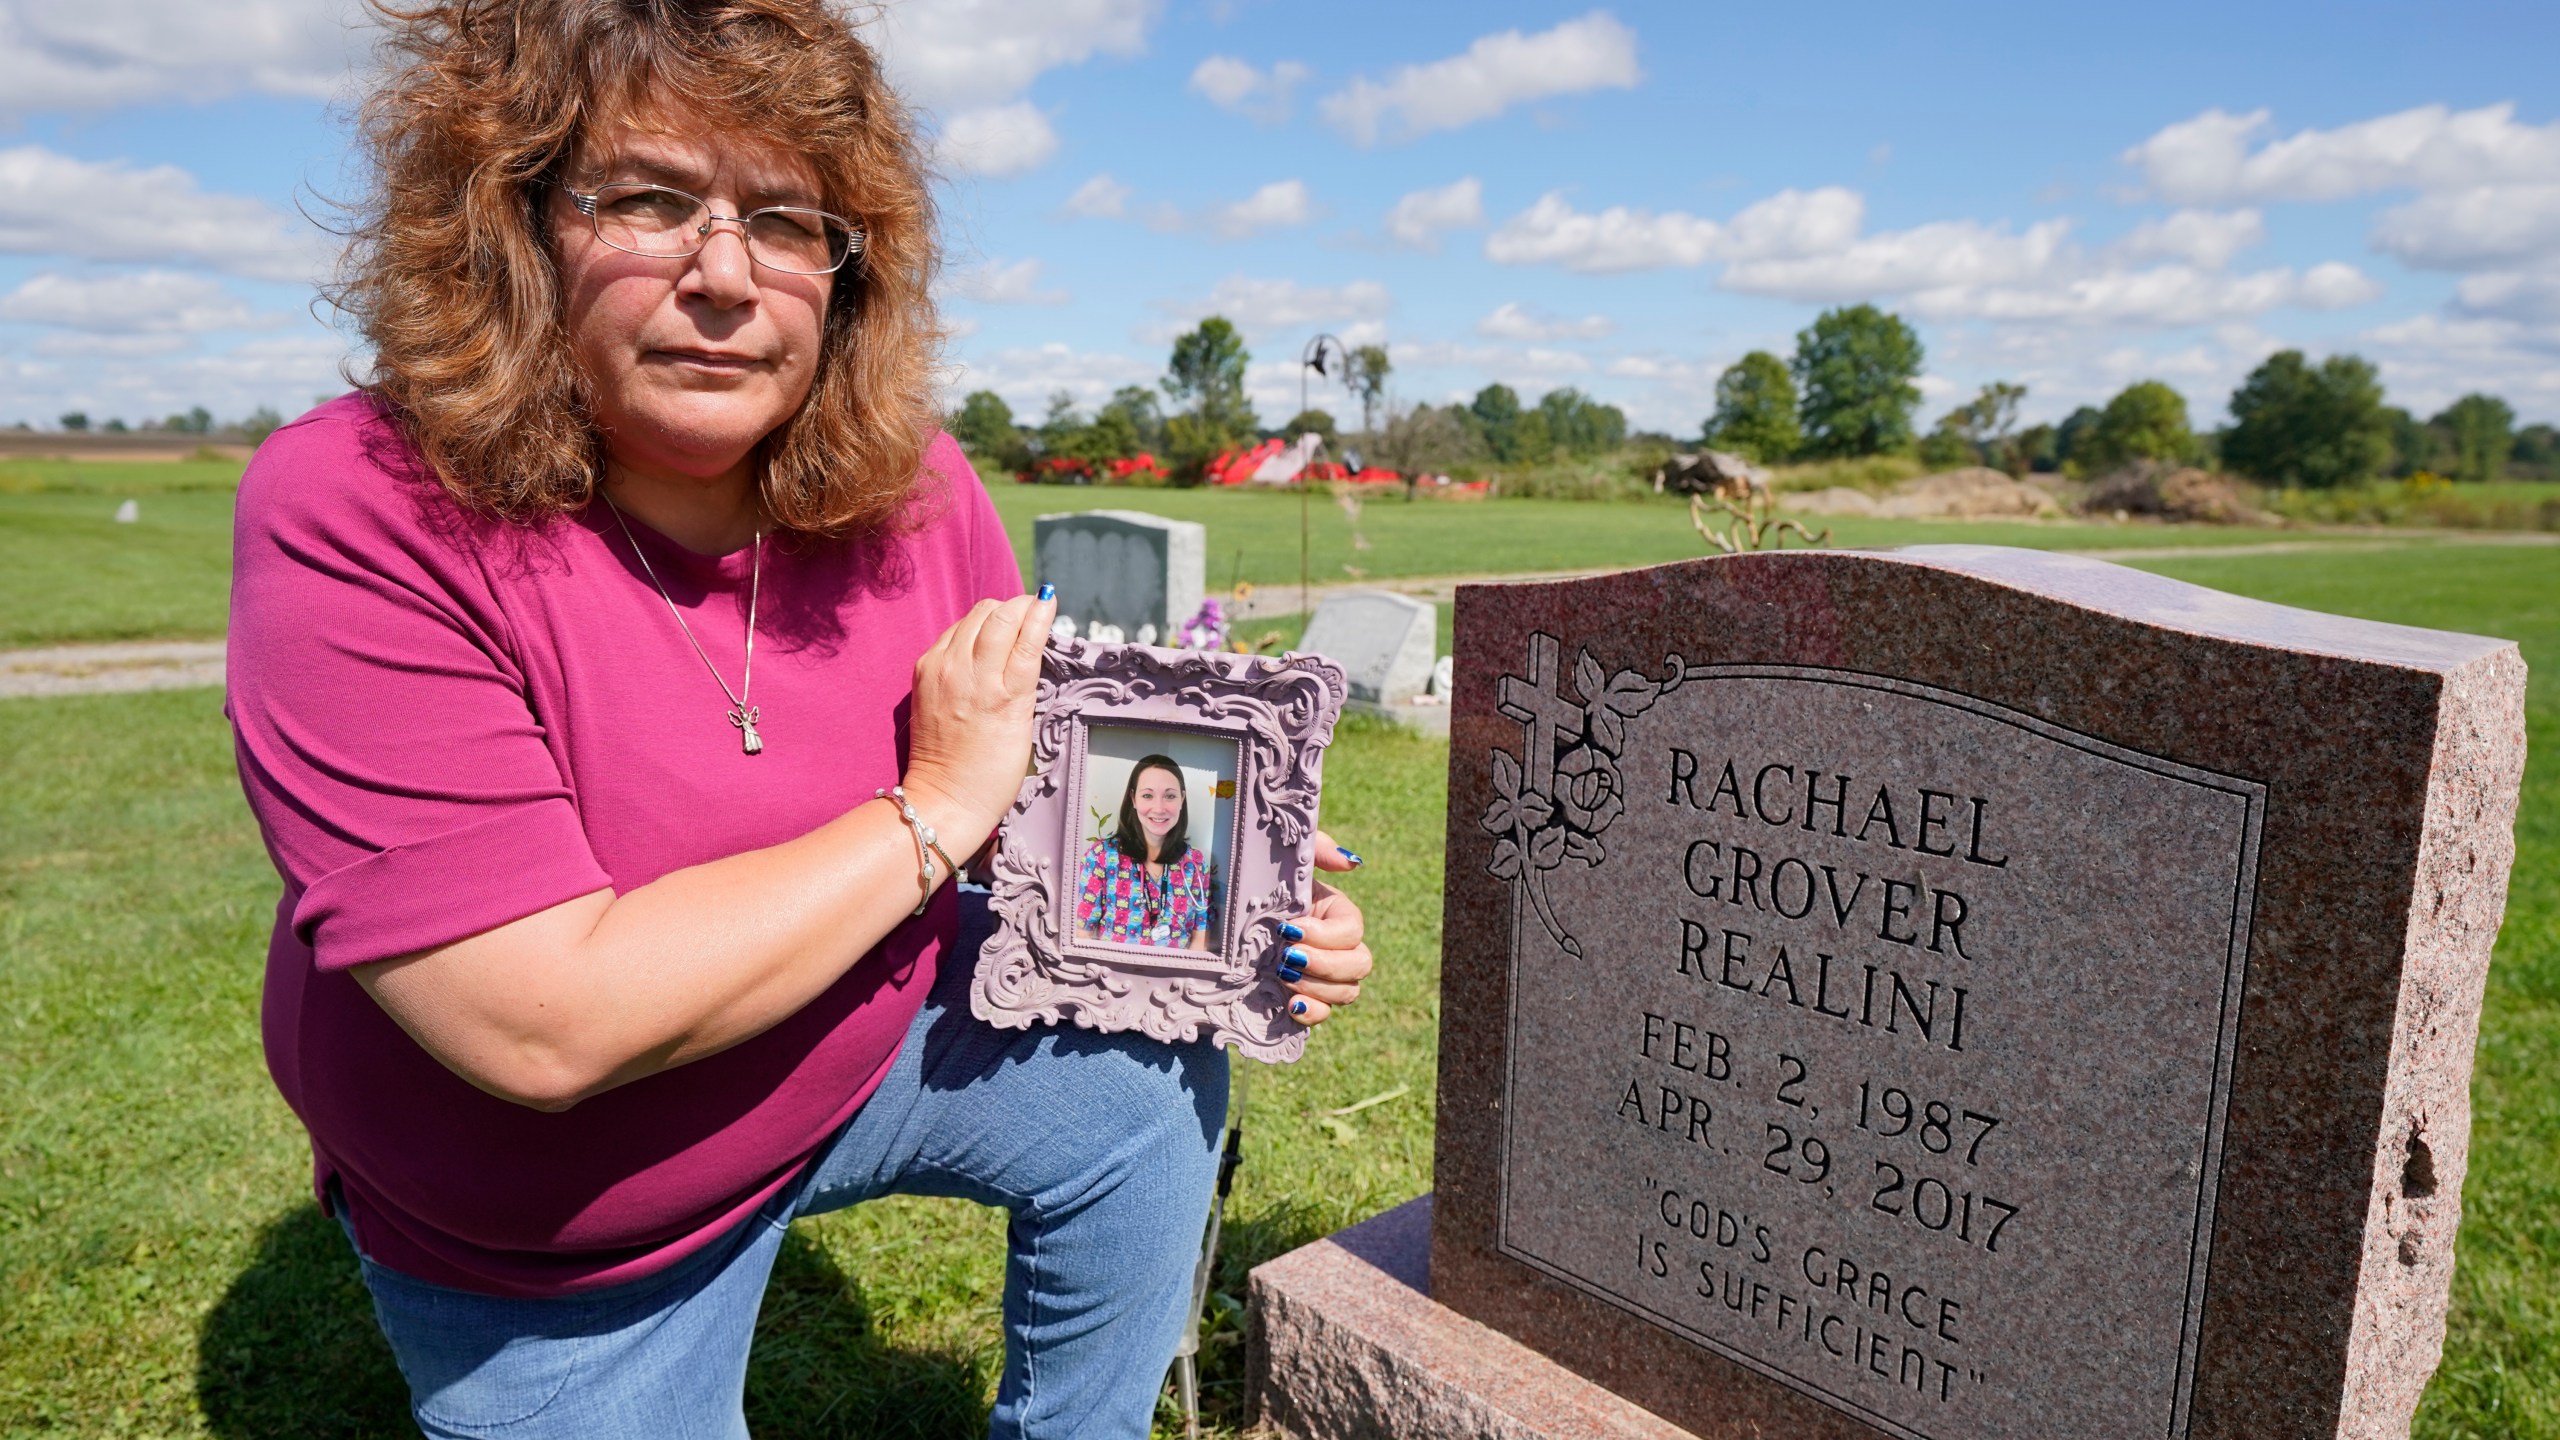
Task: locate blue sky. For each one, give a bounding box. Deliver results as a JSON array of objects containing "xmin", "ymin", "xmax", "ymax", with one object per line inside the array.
[{"xmin": 4, "ymin": 0, "xmax": 2557, "ymax": 434}]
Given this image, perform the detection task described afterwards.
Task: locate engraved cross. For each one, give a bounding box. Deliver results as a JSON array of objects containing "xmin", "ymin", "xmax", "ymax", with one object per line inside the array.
[{"xmin": 1497, "ymin": 632, "xmax": 1583, "ymax": 797}]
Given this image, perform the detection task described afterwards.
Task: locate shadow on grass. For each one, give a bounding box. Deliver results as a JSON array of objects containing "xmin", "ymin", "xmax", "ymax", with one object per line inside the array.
[
  {"xmin": 193, "ymin": 1206, "xmax": 994, "ymax": 1439},
  {"xmin": 195, "ymin": 1206, "xmax": 409, "ymax": 1437}
]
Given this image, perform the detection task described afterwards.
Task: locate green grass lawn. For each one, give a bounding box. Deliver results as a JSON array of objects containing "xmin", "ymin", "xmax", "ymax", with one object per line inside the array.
[
  {"xmin": 0, "ymin": 461, "xmax": 245, "ymax": 647},
  {"xmin": 1, "ymin": 481, "xmax": 2553, "ymax": 1435}
]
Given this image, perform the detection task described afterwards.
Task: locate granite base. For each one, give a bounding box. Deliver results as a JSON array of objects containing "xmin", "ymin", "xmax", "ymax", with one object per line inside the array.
[{"xmin": 1249, "ymin": 1196, "xmax": 1696, "ymax": 1440}]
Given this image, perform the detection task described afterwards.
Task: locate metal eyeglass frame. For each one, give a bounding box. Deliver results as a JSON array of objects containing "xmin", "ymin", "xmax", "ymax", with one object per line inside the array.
[{"xmin": 564, "ymin": 182, "xmax": 865, "ymax": 275}]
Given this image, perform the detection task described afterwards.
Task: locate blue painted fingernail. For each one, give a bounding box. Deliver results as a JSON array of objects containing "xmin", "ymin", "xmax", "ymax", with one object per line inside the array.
[
  {"xmin": 1290, "ymin": 998, "xmax": 1309, "ymax": 1017},
  {"xmin": 1036, "ymin": 583, "xmax": 1056, "ymax": 601},
  {"xmin": 1338, "ymin": 847, "xmax": 1364, "ymax": 867},
  {"xmin": 1279, "ymin": 922, "xmax": 1305, "ymax": 942},
  {"xmin": 1285, "ymin": 946, "xmax": 1308, "ymax": 966},
  {"xmin": 1277, "ymin": 966, "xmax": 1303, "ymax": 984}
]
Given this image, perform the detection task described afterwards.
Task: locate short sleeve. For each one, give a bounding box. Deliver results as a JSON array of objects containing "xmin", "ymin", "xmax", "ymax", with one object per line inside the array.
[{"xmin": 227, "ymin": 406, "xmax": 613, "ymax": 971}]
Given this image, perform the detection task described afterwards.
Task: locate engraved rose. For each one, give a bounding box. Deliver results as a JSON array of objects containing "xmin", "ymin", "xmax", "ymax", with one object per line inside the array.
[{"xmin": 1553, "ymin": 744, "xmax": 1623, "ymax": 835}]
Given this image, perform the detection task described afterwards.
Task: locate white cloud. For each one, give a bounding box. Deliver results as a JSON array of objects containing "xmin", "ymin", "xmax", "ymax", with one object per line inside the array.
[
  {"xmin": 2124, "ymin": 102, "xmax": 2560, "ymax": 205},
  {"xmin": 0, "ymin": 146, "xmax": 327, "ymax": 282},
  {"xmin": 0, "ymin": 0, "xmax": 366, "ymax": 117},
  {"xmin": 934, "ymin": 102, "xmax": 1060, "ymax": 179},
  {"xmin": 1483, "ymin": 186, "xmax": 1859, "ymax": 274},
  {"xmin": 1384, "ymin": 177, "xmax": 1485, "ymax": 251},
  {"xmin": 1189, "ymin": 54, "xmax": 1311, "ymax": 122},
  {"xmin": 950, "ymin": 258, "xmax": 1068, "ymax": 305},
  {"xmin": 1721, "ymin": 217, "xmax": 2073, "ymax": 300},
  {"xmin": 0, "ymin": 269, "xmax": 279, "ymax": 333},
  {"xmin": 1207, "ymin": 179, "xmax": 1316, "ymax": 239},
  {"xmin": 2113, "ymin": 208, "xmax": 2266, "ymax": 269},
  {"xmin": 1154, "ymin": 275, "xmax": 1391, "ymax": 341},
  {"xmin": 1485, "ymin": 192, "xmax": 1719, "ymax": 273},
  {"xmin": 1477, "ymin": 301, "xmax": 1612, "ymax": 342},
  {"xmin": 2371, "ymin": 182, "xmax": 2560, "ymax": 271},
  {"xmin": 2359, "ymin": 311, "xmax": 2560, "ymax": 416},
  {"xmin": 873, "ymin": 0, "xmax": 1160, "ymax": 112},
  {"xmin": 1320, "ymin": 10, "xmax": 1640, "ymax": 147},
  {"xmin": 2454, "ymin": 269, "xmax": 2560, "ymax": 327},
  {"xmin": 1062, "ymin": 173, "xmax": 1133, "ymax": 218},
  {"xmin": 940, "ymin": 341, "xmax": 1157, "ymax": 413},
  {"xmin": 1715, "ymin": 187, "xmax": 1865, "ymax": 261}
]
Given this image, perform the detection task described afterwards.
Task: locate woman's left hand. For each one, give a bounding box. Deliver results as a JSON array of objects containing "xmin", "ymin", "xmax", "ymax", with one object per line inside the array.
[{"xmin": 1279, "ymin": 830, "xmax": 1370, "ymax": 1027}]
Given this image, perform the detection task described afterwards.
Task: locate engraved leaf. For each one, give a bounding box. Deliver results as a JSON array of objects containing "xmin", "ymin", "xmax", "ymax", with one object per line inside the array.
[
  {"xmin": 1483, "ymin": 792, "xmax": 1520, "ymax": 836},
  {"xmin": 1573, "ymin": 649, "xmax": 1605, "ymax": 706},
  {"xmin": 1489, "ymin": 836, "xmax": 1525, "ymax": 879},
  {"xmin": 1563, "ymin": 830, "xmax": 1605, "ymax": 867},
  {"xmin": 1491, "ymin": 747, "xmax": 1522, "ymax": 800},
  {"xmin": 1517, "ymin": 787, "xmax": 1554, "ymax": 831},
  {"xmin": 1529, "ymin": 825, "xmax": 1568, "ymax": 871},
  {"xmin": 1586, "ymin": 701, "xmax": 1626, "ymax": 757},
  {"xmin": 1603, "ymin": 669, "xmax": 1660, "ymax": 718}
]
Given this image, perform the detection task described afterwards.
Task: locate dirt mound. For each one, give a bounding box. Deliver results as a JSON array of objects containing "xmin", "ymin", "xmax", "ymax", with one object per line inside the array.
[
  {"xmin": 2079, "ymin": 462, "xmax": 2261, "ymax": 524},
  {"xmin": 1779, "ymin": 466, "xmax": 2060, "ymax": 520}
]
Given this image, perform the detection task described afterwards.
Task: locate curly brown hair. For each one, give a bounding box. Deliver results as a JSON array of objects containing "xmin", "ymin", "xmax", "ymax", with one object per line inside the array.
[{"xmin": 335, "ymin": 0, "xmax": 943, "ymax": 538}]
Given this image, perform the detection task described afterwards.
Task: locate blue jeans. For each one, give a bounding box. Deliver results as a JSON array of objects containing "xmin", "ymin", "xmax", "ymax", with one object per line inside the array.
[{"xmin": 341, "ymin": 893, "xmax": 1229, "ymax": 1438}]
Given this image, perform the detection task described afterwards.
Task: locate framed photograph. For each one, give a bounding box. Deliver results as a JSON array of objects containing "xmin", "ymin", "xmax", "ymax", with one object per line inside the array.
[{"xmin": 975, "ymin": 640, "xmax": 1348, "ymax": 1062}]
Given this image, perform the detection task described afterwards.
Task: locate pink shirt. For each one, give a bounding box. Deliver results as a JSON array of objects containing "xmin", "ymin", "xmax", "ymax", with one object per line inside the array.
[{"xmin": 227, "ymin": 395, "xmax": 1021, "ymax": 1296}]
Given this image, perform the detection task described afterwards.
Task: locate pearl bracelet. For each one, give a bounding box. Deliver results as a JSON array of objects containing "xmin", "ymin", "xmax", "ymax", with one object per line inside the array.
[{"xmin": 878, "ymin": 785, "xmax": 961, "ymax": 916}]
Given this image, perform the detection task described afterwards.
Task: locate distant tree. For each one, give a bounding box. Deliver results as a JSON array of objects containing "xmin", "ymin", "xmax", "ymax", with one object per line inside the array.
[
  {"xmin": 1162, "ymin": 317, "xmax": 1254, "ymax": 474},
  {"xmin": 1372, "ymin": 402, "xmax": 1486, "ymax": 477},
  {"xmin": 1099, "ymin": 386, "xmax": 1166, "ymax": 453},
  {"xmin": 2511, "ymin": 422, "xmax": 2560, "ymax": 482},
  {"xmin": 950, "ymin": 390, "xmax": 1019, "ymax": 458},
  {"xmin": 1346, "ymin": 344, "xmax": 1392, "ymax": 433},
  {"xmin": 241, "ymin": 406, "xmax": 285, "ymax": 444},
  {"xmin": 1509, "ymin": 408, "xmax": 1554, "ymax": 464},
  {"xmin": 2012, "ymin": 423, "xmax": 2060, "ymax": 473},
  {"xmin": 2054, "ymin": 405, "xmax": 2102, "ymax": 470},
  {"xmin": 2079, "ymin": 381, "xmax": 2196, "ymax": 472},
  {"xmin": 1702, "ymin": 351, "xmax": 1799, "ymax": 462},
  {"xmin": 1071, "ymin": 407, "xmax": 1143, "ymax": 464},
  {"xmin": 102, "ymin": 418, "xmax": 130, "ymax": 433},
  {"xmin": 1283, "ymin": 408, "xmax": 1339, "ymax": 447},
  {"xmin": 1470, "ymin": 384, "xmax": 1525, "ymax": 461},
  {"xmin": 2383, "ymin": 407, "xmax": 2442, "ymax": 478},
  {"xmin": 2222, "ymin": 350, "xmax": 2392, "ymax": 489},
  {"xmin": 1791, "ymin": 304, "xmax": 1924, "ymax": 457},
  {"xmin": 1916, "ymin": 424, "xmax": 1974, "ymax": 469},
  {"xmin": 2431, "ymin": 393, "xmax": 2515, "ymax": 483},
  {"xmin": 1537, "ymin": 387, "xmax": 1626, "ymax": 457},
  {"xmin": 59, "ymin": 411, "xmax": 89, "ymax": 432}
]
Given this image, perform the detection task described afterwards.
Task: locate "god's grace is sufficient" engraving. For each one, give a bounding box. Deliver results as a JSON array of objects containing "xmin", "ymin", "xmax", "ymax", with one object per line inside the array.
[{"xmin": 1484, "ymin": 640, "xmax": 2264, "ymax": 1440}]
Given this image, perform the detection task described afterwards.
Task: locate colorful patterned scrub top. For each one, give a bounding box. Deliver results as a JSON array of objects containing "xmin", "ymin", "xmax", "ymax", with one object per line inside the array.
[{"xmin": 1078, "ymin": 839, "xmax": 1217, "ymax": 949}]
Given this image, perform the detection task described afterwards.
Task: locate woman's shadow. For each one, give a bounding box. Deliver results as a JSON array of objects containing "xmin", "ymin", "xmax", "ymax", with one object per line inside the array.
[{"xmin": 196, "ymin": 1205, "xmax": 993, "ymax": 1438}]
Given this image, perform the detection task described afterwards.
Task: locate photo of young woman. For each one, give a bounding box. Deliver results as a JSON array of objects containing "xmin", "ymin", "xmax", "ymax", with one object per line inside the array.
[{"xmin": 1079, "ymin": 755, "xmax": 1217, "ymax": 951}]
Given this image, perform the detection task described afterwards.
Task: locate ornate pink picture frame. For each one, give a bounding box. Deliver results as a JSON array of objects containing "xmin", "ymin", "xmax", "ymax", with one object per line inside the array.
[{"xmin": 975, "ymin": 640, "xmax": 1348, "ymax": 1062}]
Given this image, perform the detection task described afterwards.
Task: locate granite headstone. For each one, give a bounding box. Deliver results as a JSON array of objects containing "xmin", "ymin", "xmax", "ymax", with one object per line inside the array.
[
  {"xmin": 1302, "ymin": 589, "xmax": 1437, "ymax": 706},
  {"xmin": 1033, "ymin": 509, "xmax": 1205, "ymax": 642},
  {"xmin": 1253, "ymin": 545, "xmax": 2525, "ymax": 1440}
]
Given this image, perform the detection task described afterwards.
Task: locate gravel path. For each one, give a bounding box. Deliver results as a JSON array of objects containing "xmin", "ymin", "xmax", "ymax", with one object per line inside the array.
[{"xmin": 0, "ymin": 640, "xmax": 225, "ymax": 699}]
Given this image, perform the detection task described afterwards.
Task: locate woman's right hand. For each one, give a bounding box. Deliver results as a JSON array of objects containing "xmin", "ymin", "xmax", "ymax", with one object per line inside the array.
[{"xmin": 900, "ymin": 589, "xmax": 1057, "ymax": 856}]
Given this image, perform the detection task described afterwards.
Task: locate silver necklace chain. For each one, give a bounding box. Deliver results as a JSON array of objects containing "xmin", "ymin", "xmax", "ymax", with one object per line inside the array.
[{"xmin": 602, "ymin": 492, "xmax": 766, "ymax": 755}]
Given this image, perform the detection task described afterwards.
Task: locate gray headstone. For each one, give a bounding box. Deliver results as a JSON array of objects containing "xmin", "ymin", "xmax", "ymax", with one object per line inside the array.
[
  {"xmin": 1033, "ymin": 509, "xmax": 1205, "ymax": 641},
  {"xmin": 1251, "ymin": 546, "xmax": 2527, "ymax": 1440},
  {"xmin": 1301, "ymin": 590, "xmax": 1436, "ymax": 705}
]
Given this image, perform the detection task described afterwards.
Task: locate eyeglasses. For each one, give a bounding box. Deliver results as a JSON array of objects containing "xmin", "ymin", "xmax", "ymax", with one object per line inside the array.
[{"xmin": 565, "ymin": 183, "xmax": 864, "ymax": 275}]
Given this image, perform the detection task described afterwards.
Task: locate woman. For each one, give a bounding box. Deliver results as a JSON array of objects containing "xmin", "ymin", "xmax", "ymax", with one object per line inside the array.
[
  {"xmin": 1079, "ymin": 756, "xmax": 1216, "ymax": 951},
  {"xmin": 224, "ymin": 3, "xmax": 1370, "ymax": 1436}
]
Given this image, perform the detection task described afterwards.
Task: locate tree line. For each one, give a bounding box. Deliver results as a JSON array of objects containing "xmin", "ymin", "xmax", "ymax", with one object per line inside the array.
[
  {"xmin": 949, "ymin": 316, "xmax": 1629, "ymax": 483},
  {"xmin": 1703, "ymin": 304, "xmax": 2557, "ymax": 487},
  {"xmin": 36, "ymin": 406, "xmax": 287, "ymax": 442}
]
